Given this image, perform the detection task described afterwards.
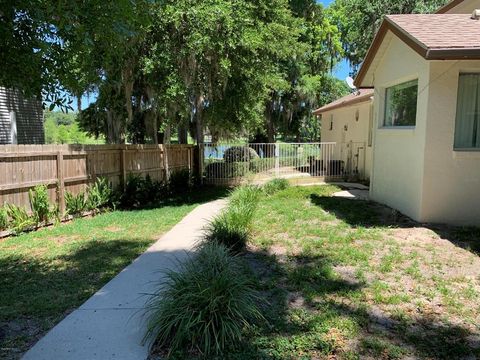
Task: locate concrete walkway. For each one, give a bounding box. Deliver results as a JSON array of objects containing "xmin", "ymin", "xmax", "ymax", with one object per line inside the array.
[
  {"xmin": 333, "ymin": 189, "xmax": 370, "ymax": 201},
  {"xmin": 23, "ymin": 199, "xmax": 227, "ymax": 360}
]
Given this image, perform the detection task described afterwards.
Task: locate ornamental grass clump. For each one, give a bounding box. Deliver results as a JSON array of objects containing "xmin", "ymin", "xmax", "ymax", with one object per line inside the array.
[
  {"xmin": 262, "ymin": 178, "xmax": 289, "ymax": 195},
  {"xmin": 143, "ymin": 243, "xmax": 263, "ymax": 357},
  {"xmin": 205, "ymin": 185, "xmax": 261, "ymax": 253}
]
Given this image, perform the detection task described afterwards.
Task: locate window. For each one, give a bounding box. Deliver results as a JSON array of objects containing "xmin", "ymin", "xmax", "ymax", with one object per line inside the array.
[
  {"xmin": 384, "ymin": 80, "xmax": 418, "ymax": 127},
  {"xmin": 454, "ymin": 74, "xmax": 480, "ymax": 149}
]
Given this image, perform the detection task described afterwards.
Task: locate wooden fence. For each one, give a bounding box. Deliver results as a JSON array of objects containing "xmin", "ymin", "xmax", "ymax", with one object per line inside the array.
[{"xmin": 0, "ymin": 144, "xmax": 195, "ymax": 213}]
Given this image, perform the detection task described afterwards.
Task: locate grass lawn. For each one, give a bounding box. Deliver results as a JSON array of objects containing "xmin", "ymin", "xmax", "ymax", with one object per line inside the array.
[
  {"xmin": 233, "ymin": 185, "xmax": 480, "ymax": 360},
  {"xmin": 0, "ymin": 187, "xmax": 226, "ymax": 360}
]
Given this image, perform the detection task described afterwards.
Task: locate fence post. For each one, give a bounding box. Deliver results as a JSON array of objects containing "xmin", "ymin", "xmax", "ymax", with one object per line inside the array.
[
  {"xmin": 120, "ymin": 146, "xmax": 127, "ymax": 191},
  {"xmin": 56, "ymin": 151, "xmax": 65, "ymax": 215},
  {"xmin": 198, "ymin": 144, "xmax": 204, "ymax": 185}
]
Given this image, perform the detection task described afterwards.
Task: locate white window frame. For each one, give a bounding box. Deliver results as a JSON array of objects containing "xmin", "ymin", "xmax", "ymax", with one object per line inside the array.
[{"xmin": 382, "ymin": 79, "xmax": 419, "ymax": 128}]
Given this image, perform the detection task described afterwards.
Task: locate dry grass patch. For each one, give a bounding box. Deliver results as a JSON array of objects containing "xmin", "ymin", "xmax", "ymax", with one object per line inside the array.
[{"xmin": 238, "ymin": 185, "xmax": 480, "ymax": 360}]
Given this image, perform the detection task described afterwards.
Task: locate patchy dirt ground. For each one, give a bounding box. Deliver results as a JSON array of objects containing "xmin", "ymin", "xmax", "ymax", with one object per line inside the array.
[{"xmin": 247, "ymin": 185, "xmax": 480, "ymax": 360}]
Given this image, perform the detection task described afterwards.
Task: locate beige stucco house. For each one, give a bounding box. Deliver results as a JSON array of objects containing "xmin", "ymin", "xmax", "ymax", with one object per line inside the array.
[
  {"xmin": 313, "ymin": 89, "xmax": 374, "ymax": 181},
  {"xmin": 353, "ymin": 0, "xmax": 480, "ymax": 225}
]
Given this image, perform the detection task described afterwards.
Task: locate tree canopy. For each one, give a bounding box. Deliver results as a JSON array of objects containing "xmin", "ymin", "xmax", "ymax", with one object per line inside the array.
[
  {"xmin": 330, "ymin": 0, "xmax": 450, "ymax": 74},
  {"xmin": 44, "ymin": 111, "xmax": 104, "ymax": 144},
  {"xmin": 2, "ymin": 0, "xmax": 447, "ymax": 144}
]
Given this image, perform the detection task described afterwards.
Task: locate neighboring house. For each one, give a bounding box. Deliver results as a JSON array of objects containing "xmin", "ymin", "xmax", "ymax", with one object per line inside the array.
[
  {"xmin": 313, "ymin": 89, "xmax": 374, "ymax": 181},
  {"xmin": 0, "ymin": 87, "xmax": 44, "ymax": 144},
  {"xmin": 353, "ymin": 0, "xmax": 480, "ymax": 225}
]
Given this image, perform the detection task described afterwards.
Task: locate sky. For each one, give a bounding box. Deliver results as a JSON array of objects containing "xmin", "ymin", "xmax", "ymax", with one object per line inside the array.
[
  {"xmin": 319, "ymin": 0, "xmax": 351, "ymax": 81},
  {"xmin": 73, "ymin": 0, "xmax": 349, "ymax": 111}
]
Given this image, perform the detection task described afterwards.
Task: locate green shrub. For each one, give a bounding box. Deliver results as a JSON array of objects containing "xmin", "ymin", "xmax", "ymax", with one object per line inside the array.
[
  {"xmin": 263, "ymin": 178, "xmax": 290, "ymax": 195},
  {"xmin": 0, "ymin": 207, "xmax": 8, "ymax": 231},
  {"xmin": 87, "ymin": 177, "xmax": 113, "ymax": 211},
  {"xmin": 143, "ymin": 243, "xmax": 263, "ymax": 357},
  {"xmin": 28, "ymin": 185, "xmax": 52, "ymax": 224},
  {"xmin": 205, "ymin": 186, "xmax": 261, "ymax": 253},
  {"xmin": 204, "ymin": 161, "xmax": 249, "ymax": 179},
  {"xmin": 223, "ymin": 146, "xmax": 259, "ymax": 163},
  {"xmin": 168, "ymin": 169, "xmax": 192, "ymax": 195},
  {"xmin": 120, "ymin": 174, "xmax": 163, "ymax": 209},
  {"xmin": 6, "ymin": 204, "xmax": 35, "ymax": 234},
  {"xmin": 249, "ymin": 157, "xmax": 275, "ymax": 173},
  {"xmin": 65, "ymin": 191, "xmax": 88, "ymax": 216}
]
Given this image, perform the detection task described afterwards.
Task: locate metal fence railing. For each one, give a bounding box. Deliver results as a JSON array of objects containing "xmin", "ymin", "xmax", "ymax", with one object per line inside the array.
[{"xmin": 201, "ymin": 142, "xmax": 366, "ymax": 186}]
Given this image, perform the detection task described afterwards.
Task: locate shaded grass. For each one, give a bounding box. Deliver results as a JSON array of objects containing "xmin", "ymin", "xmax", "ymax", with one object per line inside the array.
[{"xmin": 0, "ymin": 186, "xmax": 227, "ymax": 359}]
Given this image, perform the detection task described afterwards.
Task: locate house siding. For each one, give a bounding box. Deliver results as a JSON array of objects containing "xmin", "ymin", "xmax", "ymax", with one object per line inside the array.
[
  {"xmin": 0, "ymin": 87, "xmax": 44, "ymax": 144},
  {"xmin": 421, "ymin": 60, "xmax": 480, "ymax": 225},
  {"xmin": 320, "ymin": 100, "xmax": 374, "ymax": 180},
  {"xmin": 369, "ymin": 34, "xmax": 430, "ymax": 221}
]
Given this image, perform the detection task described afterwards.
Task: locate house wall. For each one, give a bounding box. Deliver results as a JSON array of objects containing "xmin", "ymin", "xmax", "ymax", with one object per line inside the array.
[
  {"xmin": 369, "ymin": 34, "xmax": 430, "ymax": 221},
  {"xmin": 0, "ymin": 87, "xmax": 44, "ymax": 144},
  {"xmin": 320, "ymin": 101, "xmax": 373, "ymax": 180},
  {"xmin": 421, "ymin": 60, "xmax": 480, "ymax": 225}
]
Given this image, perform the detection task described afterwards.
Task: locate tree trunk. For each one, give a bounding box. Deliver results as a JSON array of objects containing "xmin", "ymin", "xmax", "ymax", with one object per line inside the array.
[
  {"xmin": 152, "ymin": 113, "xmax": 159, "ymax": 144},
  {"xmin": 266, "ymin": 110, "xmax": 275, "ymax": 143},
  {"xmin": 123, "ymin": 66, "xmax": 134, "ymax": 128},
  {"xmin": 106, "ymin": 110, "xmax": 114, "ymax": 144},
  {"xmin": 106, "ymin": 110, "xmax": 124, "ymax": 144},
  {"xmin": 163, "ymin": 124, "xmax": 171, "ymax": 180},
  {"xmin": 163, "ymin": 124, "xmax": 171, "ymax": 145},
  {"xmin": 177, "ymin": 122, "xmax": 188, "ymax": 144},
  {"xmin": 195, "ymin": 94, "xmax": 204, "ymax": 145},
  {"xmin": 76, "ymin": 94, "xmax": 82, "ymax": 114}
]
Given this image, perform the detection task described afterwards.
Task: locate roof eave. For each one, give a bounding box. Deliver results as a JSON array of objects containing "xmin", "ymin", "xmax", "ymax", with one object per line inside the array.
[
  {"xmin": 426, "ymin": 48, "xmax": 480, "ymax": 60},
  {"xmin": 436, "ymin": 0, "xmax": 464, "ymax": 14},
  {"xmin": 354, "ymin": 17, "xmax": 429, "ymax": 88},
  {"xmin": 313, "ymin": 93, "xmax": 374, "ymax": 115},
  {"xmin": 354, "ymin": 16, "xmax": 480, "ymax": 87}
]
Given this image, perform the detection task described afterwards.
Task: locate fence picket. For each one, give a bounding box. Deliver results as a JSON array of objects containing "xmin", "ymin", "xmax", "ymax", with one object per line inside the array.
[
  {"xmin": 201, "ymin": 142, "xmax": 367, "ymax": 186},
  {"xmin": 0, "ymin": 144, "xmax": 195, "ymax": 211}
]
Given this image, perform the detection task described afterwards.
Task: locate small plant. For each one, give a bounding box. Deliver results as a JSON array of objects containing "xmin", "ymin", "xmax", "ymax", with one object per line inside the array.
[
  {"xmin": 205, "ymin": 186, "xmax": 261, "ymax": 253},
  {"xmin": 29, "ymin": 185, "xmax": 52, "ymax": 224},
  {"xmin": 65, "ymin": 191, "xmax": 88, "ymax": 216},
  {"xmin": 167, "ymin": 169, "xmax": 192, "ymax": 195},
  {"xmin": 6, "ymin": 204, "xmax": 35, "ymax": 234},
  {"xmin": 120, "ymin": 174, "xmax": 163, "ymax": 209},
  {"xmin": 143, "ymin": 243, "xmax": 263, "ymax": 357},
  {"xmin": 0, "ymin": 207, "xmax": 8, "ymax": 231},
  {"xmin": 263, "ymin": 178, "xmax": 289, "ymax": 195},
  {"xmin": 87, "ymin": 177, "xmax": 113, "ymax": 211}
]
